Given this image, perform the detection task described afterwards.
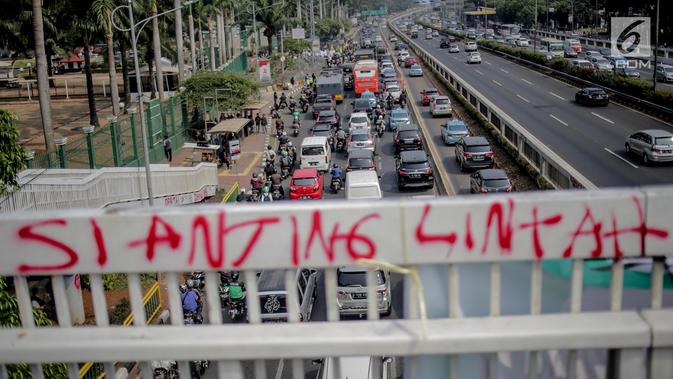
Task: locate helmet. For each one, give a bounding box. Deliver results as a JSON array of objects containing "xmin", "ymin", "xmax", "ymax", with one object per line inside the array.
[
  {"xmin": 262, "ymin": 186, "xmax": 270, "ymax": 194},
  {"xmin": 281, "ymin": 150, "xmax": 288, "ymax": 157},
  {"xmin": 239, "ymin": 187, "xmax": 246, "ymax": 194},
  {"xmin": 267, "ymin": 145, "xmax": 272, "ymax": 150},
  {"xmin": 231, "ymin": 272, "xmax": 239, "ymax": 281},
  {"xmin": 252, "ymin": 172, "xmax": 258, "ymax": 179},
  {"xmin": 186, "ymin": 279, "xmax": 196, "ymax": 289},
  {"xmin": 288, "ymin": 142, "xmax": 293, "ymax": 147},
  {"xmin": 333, "ymin": 163, "xmax": 338, "ymax": 169},
  {"xmin": 282, "ymin": 131, "xmax": 287, "ymax": 136}
]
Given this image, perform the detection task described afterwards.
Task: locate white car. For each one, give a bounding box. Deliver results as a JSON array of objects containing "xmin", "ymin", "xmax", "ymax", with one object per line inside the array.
[
  {"xmin": 390, "ymin": 36, "xmax": 398, "ymax": 42},
  {"xmin": 425, "ymin": 32, "xmax": 433, "ymax": 40},
  {"xmin": 467, "ymin": 52, "xmax": 482, "ymax": 64},
  {"xmin": 398, "ymin": 51, "xmax": 410, "ymax": 62},
  {"xmin": 465, "ymin": 42, "xmax": 478, "ymax": 52},
  {"xmin": 348, "ymin": 112, "xmax": 371, "ymax": 133},
  {"xmin": 380, "ymin": 62, "xmax": 394, "ymax": 71},
  {"xmin": 387, "ymin": 84, "xmax": 402, "ymax": 101},
  {"xmin": 432, "ymin": 30, "xmax": 439, "ymax": 37},
  {"xmin": 516, "ymin": 38, "xmax": 530, "ymax": 47},
  {"xmin": 448, "ymin": 44, "xmax": 460, "ymax": 53},
  {"xmin": 430, "ymin": 96, "xmax": 452, "ymax": 117}
]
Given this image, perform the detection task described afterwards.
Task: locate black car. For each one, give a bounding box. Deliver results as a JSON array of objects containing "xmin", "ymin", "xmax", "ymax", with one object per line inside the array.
[
  {"xmin": 394, "ymin": 125, "xmax": 423, "ymax": 154},
  {"xmin": 470, "ymin": 169, "xmax": 513, "ymax": 193},
  {"xmin": 396, "ymin": 150, "xmax": 434, "ymax": 190},
  {"xmin": 448, "ymin": 35, "xmax": 457, "ymax": 42},
  {"xmin": 394, "ymin": 42, "xmax": 407, "ymax": 51},
  {"xmin": 455, "ymin": 136, "xmax": 494, "ymax": 171},
  {"xmin": 344, "ymin": 75, "xmax": 354, "ymax": 90},
  {"xmin": 341, "ymin": 63, "xmax": 354, "ymax": 74},
  {"xmin": 347, "ymin": 149, "xmax": 378, "ymax": 174},
  {"xmin": 317, "ymin": 110, "xmax": 341, "ymax": 130},
  {"xmin": 439, "ymin": 39, "xmax": 450, "ymax": 48},
  {"xmin": 376, "ymin": 46, "xmax": 386, "ymax": 55},
  {"xmin": 312, "ymin": 94, "xmax": 336, "ymax": 118},
  {"xmin": 311, "ymin": 123, "xmax": 335, "ymax": 147},
  {"xmin": 575, "ymin": 87, "xmax": 609, "ymax": 106},
  {"xmin": 353, "ymin": 98, "xmax": 375, "ymax": 118},
  {"xmin": 378, "ymin": 54, "xmax": 393, "ymax": 63}
]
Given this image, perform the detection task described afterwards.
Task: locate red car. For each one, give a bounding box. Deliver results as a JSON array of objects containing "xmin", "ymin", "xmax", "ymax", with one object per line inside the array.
[
  {"xmin": 289, "ymin": 168, "xmax": 324, "ymax": 200},
  {"xmin": 420, "ymin": 88, "xmax": 439, "ymax": 106},
  {"xmin": 404, "ymin": 58, "xmax": 417, "ymax": 68}
]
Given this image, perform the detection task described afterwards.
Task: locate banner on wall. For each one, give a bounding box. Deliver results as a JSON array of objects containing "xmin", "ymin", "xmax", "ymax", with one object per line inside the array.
[{"xmin": 258, "ymin": 59, "xmax": 271, "ymax": 82}]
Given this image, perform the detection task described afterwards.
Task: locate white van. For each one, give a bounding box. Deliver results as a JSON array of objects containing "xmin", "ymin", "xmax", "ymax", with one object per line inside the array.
[
  {"xmin": 346, "ymin": 171, "xmax": 382, "ymax": 200},
  {"xmin": 300, "ymin": 136, "xmax": 331, "ymax": 172},
  {"xmin": 316, "ymin": 356, "xmax": 394, "ymax": 379}
]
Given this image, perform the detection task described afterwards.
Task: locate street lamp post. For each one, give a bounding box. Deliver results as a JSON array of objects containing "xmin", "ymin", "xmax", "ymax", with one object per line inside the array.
[
  {"xmin": 653, "ymin": 0, "xmax": 660, "ymax": 93},
  {"xmin": 112, "ymin": 0, "xmax": 197, "ymax": 206}
]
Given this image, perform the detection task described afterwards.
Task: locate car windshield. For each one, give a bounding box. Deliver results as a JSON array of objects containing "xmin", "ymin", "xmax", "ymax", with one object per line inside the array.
[
  {"xmin": 403, "ymin": 161, "xmax": 430, "ymax": 170},
  {"xmin": 484, "ymin": 179, "xmax": 510, "ymax": 188},
  {"xmin": 337, "ymin": 270, "xmax": 385, "ymax": 286},
  {"xmin": 315, "ymin": 97, "xmax": 331, "ymax": 104},
  {"xmin": 663, "ymin": 67, "xmax": 673, "ymax": 73},
  {"xmin": 399, "ymin": 131, "xmax": 418, "ymax": 139},
  {"xmin": 302, "ymin": 146, "xmax": 324, "ymax": 155},
  {"xmin": 318, "ymin": 116, "xmax": 334, "ymax": 123},
  {"xmin": 351, "ymin": 116, "xmax": 368, "ymax": 124},
  {"xmin": 465, "ymin": 145, "xmax": 491, "ymax": 153},
  {"xmin": 426, "ymin": 90, "xmax": 438, "ymax": 96},
  {"xmin": 435, "ymin": 98, "xmax": 449, "ymax": 105},
  {"xmin": 389, "ymin": 87, "xmax": 400, "ymax": 93},
  {"xmin": 350, "ymin": 158, "xmax": 374, "ymax": 167},
  {"xmin": 655, "ymin": 136, "xmax": 673, "ymax": 145},
  {"xmin": 448, "ymin": 124, "xmax": 467, "ymax": 132},
  {"xmin": 351, "ymin": 133, "xmax": 370, "ymax": 141},
  {"xmin": 293, "ymin": 178, "xmax": 316, "ymax": 186},
  {"xmin": 392, "ymin": 112, "xmax": 408, "ymax": 120},
  {"xmin": 354, "ymin": 100, "xmax": 370, "ymax": 108}
]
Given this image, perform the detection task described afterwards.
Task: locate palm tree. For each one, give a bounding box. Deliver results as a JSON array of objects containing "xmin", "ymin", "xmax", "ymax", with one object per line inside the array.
[
  {"xmin": 255, "ymin": 0, "xmax": 293, "ymax": 56},
  {"xmin": 150, "ymin": 0, "xmax": 165, "ymax": 99},
  {"xmin": 31, "ymin": 0, "xmax": 55, "ymax": 153},
  {"xmin": 174, "ymin": 0, "xmax": 186, "ymax": 83},
  {"xmin": 91, "ymin": 0, "xmax": 121, "ymax": 116}
]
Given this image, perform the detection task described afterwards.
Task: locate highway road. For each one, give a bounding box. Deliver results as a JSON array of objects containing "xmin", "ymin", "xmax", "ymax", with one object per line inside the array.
[{"xmin": 407, "ymin": 30, "xmax": 673, "ymax": 188}]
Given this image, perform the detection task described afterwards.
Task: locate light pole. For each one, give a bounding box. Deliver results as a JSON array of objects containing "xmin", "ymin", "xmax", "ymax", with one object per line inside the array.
[
  {"xmin": 653, "ymin": 0, "xmax": 660, "ymax": 93},
  {"xmin": 112, "ymin": 0, "xmax": 197, "ymax": 206},
  {"xmin": 247, "ymin": 1, "xmax": 285, "ymax": 81},
  {"xmin": 533, "ymin": 0, "xmax": 538, "ymax": 53}
]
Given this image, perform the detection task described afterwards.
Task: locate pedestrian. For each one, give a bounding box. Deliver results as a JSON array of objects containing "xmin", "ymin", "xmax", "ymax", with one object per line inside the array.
[
  {"xmin": 290, "ymin": 76, "xmax": 295, "ymax": 89},
  {"xmin": 273, "ymin": 91, "xmax": 278, "ymax": 107},
  {"xmin": 163, "ymin": 135, "xmax": 172, "ymax": 162},
  {"xmin": 254, "ymin": 113, "xmax": 262, "ymax": 133},
  {"xmin": 260, "ymin": 113, "xmax": 268, "ymax": 133}
]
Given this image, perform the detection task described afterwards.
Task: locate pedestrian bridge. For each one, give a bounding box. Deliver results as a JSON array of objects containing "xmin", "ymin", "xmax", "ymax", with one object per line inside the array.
[
  {"xmin": 0, "ymin": 163, "xmax": 218, "ymax": 212},
  {"xmin": 0, "ymin": 186, "xmax": 672, "ymax": 379}
]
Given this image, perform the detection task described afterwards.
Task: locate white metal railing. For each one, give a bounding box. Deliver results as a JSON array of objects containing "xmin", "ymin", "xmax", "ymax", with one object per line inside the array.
[
  {"xmin": 0, "ymin": 187, "xmax": 672, "ymax": 378},
  {"xmin": 0, "ymin": 163, "xmax": 218, "ymax": 212}
]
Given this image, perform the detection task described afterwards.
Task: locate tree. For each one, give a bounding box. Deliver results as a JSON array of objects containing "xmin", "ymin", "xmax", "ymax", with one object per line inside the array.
[
  {"xmin": 91, "ymin": 0, "xmax": 121, "ymax": 116},
  {"xmin": 32, "ymin": 0, "xmax": 56, "ymax": 154},
  {"xmin": 181, "ymin": 71, "xmax": 259, "ymax": 111},
  {"xmin": 150, "ymin": 0, "xmax": 166, "ymax": 99},
  {"xmin": 0, "ymin": 276, "xmax": 68, "ymax": 377},
  {"xmin": 0, "ymin": 110, "xmax": 27, "ymax": 195},
  {"xmin": 254, "ymin": 0, "xmax": 294, "ymax": 56}
]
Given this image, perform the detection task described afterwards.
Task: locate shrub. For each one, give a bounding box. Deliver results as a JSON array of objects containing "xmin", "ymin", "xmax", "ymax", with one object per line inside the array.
[{"xmin": 109, "ymin": 297, "xmax": 131, "ymax": 325}]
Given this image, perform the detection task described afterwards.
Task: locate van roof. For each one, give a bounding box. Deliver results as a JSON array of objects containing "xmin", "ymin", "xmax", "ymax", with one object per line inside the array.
[
  {"xmin": 257, "ymin": 270, "xmax": 286, "ymax": 292},
  {"xmin": 301, "ymin": 136, "xmax": 328, "ymax": 146},
  {"xmin": 346, "ymin": 170, "xmax": 379, "ymax": 185}
]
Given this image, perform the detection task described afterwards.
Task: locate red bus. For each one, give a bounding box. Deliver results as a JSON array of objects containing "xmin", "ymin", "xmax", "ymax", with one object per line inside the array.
[{"xmin": 354, "ymin": 59, "xmax": 379, "ymax": 95}]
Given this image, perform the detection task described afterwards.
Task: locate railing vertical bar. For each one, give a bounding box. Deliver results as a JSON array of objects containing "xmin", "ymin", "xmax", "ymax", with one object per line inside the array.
[
  {"xmin": 650, "ymin": 258, "xmax": 664, "ymax": 309},
  {"xmin": 489, "ymin": 262, "xmax": 500, "ymax": 316},
  {"xmin": 448, "ymin": 264, "xmax": 459, "ymax": 318},
  {"xmin": 30, "ymin": 365, "xmax": 44, "ymax": 379},
  {"xmin": 450, "ymin": 355, "xmax": 459, "ymax": 379},
  {"xmin": 166, "ymin": 272, "xmax": 184, "ymax": 325},
  {"xmin": 67, "ymin": 363, "xmax": 79, "ymax": 379},
  {"xmin": 14, "ymin": 276, "xmax": 35, "ymax": 327},
  {"xmin": 366, "ymin": 269, "xmax": 379, "ymax": 321},
  {"xmin": 89, "ymin": 274, "xmax": 109, "ymax": 325},
  {"xmin": 51, "ymin": 275, "xmax": 72, "ymax": 327},
  {"xmin": 244, "ymin": 270, "xmax": 261, "ymax": 324},
  {"xmin": 569, "ymin": 259, "xmax": 583, "ymax": 313},
  {"xmin": 253, "ymin": 359, "xmax": 266, "ymax": 379},
  {"xmin": 610, "ymin": 260, "xmax": 623, "ymax": 312},
  {"xmin": 206, "ymin": 271, "xmax": 222, "ymax": 325},
  {"xmin": 217, "ymin": 360, "xmax": 244, "ymax": 379},
  {"xmin": 291, "ymin": 358, "xmax": 304, "ymax": 379},
  {"xmin": 530, "ymin": 260, "xmax": 542, "ymax": 315},
  {"xmin": 528, "ymin": 352, "xmax": 539, "ymax": 379},
  {"xmin": 405, "ymin": 268, "xmax": 418, "ymax": 319},
  {"xmin": 285, "ymin": 269, "xmax": 300, "ymax": 323},
  {"xmin": 179, "ymin": 361, "xmax": 193, "ymax": 379},
  {"xmin": 0, "ymin": 364, "xmax": 6, "ymax": 379},
  {"xmin": 325, "ymin": 268, "xmax": 339, "ymax": 322},
  {"xmin": 127, "ymin": 273, "xmax": 146, "ymax": 326},
  {"xmin": 103, "ymin": 363, "xmax": 116, "ymax": 379},
  {"xmin": 142, "ymin": 362, "xmax": 153, "ymax": 379}
]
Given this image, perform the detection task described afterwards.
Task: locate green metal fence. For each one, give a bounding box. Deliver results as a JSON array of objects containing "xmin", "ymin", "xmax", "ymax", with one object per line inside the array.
[{"xmin": 222, "ymin": 51, "xmax": 248, "ymax": 73}]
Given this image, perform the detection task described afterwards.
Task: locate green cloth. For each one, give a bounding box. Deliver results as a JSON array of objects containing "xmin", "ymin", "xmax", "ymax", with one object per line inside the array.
[
  {"xmin": 542, "ymin": 260, "xmax": 673, "ymax": 289},
  {"xmin": 226, "ymin": 285, "xmax": 245, "ymax": 300}
]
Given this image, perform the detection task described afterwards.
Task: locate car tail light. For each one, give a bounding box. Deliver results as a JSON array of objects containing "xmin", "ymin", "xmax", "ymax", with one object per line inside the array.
[
  {"xmin": 399, "ymin": 169, "xmax": 408, "ymax": 174},
  {"xmin": 485, "ymin": 151, "xmax": 494, "ymax": 157},
  {"xmin": 421, "ymin": 168, "xmax": 433, "ymax": 174},
  {"xmin": 290, "ymin": 185, "xmax": 297, "ymax": 191},
  {"xmin": 480, "ymin": 188, "xmax": 489, "ymax": 193},
  {"xmin": 415, "ymin": 137, "xmax": 420, "ymax": 142},
  {"xmin": 463, "ymin": 152, "xmax": 472, "ymax": 158},
  {"xmin": 377, "ymin": 289, "xmax": 387, "ymax": 294}
]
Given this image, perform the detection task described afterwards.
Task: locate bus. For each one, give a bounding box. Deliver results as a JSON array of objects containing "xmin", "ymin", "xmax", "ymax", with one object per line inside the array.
[
  {"xmin": 564, "ymin": 39, "xmax": 582, "ymax": 53},
  {"xmin": 540, "ymin": 38, "xmax": 565, "ymax": 58},
  {"xmin": 353, "ymin": 49, "xmax": 376, "ymax": 61},
  {"xmin": 497, "ymin": 24, "xmax": 520, "ymax": 37},
  {"xmin": 316, "ymin": 74, "xmax": 345, "ymax": 103},
  {"xmin": 353, "ymin": 60, "xmax": 379, "ymax": 95}
]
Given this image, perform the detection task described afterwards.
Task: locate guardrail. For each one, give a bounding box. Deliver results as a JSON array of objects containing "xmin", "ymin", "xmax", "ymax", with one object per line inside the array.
[
  {"xmin": 1, "ymin": 189, "xmax": 672, "ymax": 379},
  {"xmin": 389, "ymin": 18, "xmax": 597, "ymax": 190},
  {"xmin": 79, "ymin": 282, "xmax": 163, "ymax": 379}
]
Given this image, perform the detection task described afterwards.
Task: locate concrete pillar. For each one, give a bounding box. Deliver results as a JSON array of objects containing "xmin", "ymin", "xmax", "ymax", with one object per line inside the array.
[
  {"xmin": 65, "ymin": 274, "xmax": 85, "ymax": 325},
  {"xmin": 108, "ymin": 115, "xmax": 122, "ymax": 166},
  {"xmin": 83, "ymin": 125, "xmax": 96, "ymax": 169},
  {"xmin": 55, "ymin": 137, "xmax": 67, "ymax": 168},
  {"xmin": 26, "ymin": 150, "xmax": 35, "ymax": 169}
]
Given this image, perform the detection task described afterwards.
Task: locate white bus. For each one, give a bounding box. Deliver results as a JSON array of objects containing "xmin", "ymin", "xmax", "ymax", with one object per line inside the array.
[
  {"xmin": 498, "ymin": 24, "xmax": 520, "ymax": 37},
  {"xmin": 540, "ymin": 38, "xmax": 564, "ymax": 58}
]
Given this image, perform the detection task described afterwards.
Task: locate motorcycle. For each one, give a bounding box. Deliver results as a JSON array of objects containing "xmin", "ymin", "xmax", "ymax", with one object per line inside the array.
[
  {"xmin": 302, "ymin": 102, "xmax": 309, "ymax": 113},
  {"xmin": 190, "ymin": 360, "xmax": 210, "ymax": 379},
  {"xmin": 220, "ymin": 280, "xmax": 247, "ymax": 321},
  {"xmin": 183, "ymin": 310, "xmax": 203, "ymax": 325},
  {"xmin": 289, "ymin": 102, "xmax": 296, "ymax": 113},
  {"xmin": 292, "ymin": 122, "xmax": 299, "ymax": 137},
  {"xmin": 330, "ymin": 176, "xmax": 342, "ymax": 193},
  {"xmin": 335, "ymin": 138, "xmax": 346, "ymax": 153},
  {"xmin": 189, "ymin": 272, "xmax": 206, "ymax": 291},
  {"xmin": 152, "ymin": 360, "xmax": 179, "ymax": 379},
  {"xmin": 375, "ymin": 117, "xmax": 384, "ymax": 138},
  {"xmin": 271, "ymin": 183, "xmax": 284, "ymax": 200}
]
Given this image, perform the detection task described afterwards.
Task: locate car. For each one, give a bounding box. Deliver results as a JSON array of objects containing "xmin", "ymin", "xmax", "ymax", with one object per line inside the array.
[
  {"xmin": 465, "ymin": 42, "xmax": 478, "ymax": 52},
  {"xmin": 570, "ymin": 59, "xmax": 594, "ymax": 71},
  {"xmin": 575, "ymin": 87, "xmax": 609, "ymax": 106},
  {"xmin": 655, "ymin": 64, "xmax": 673, "ymax": 82},
  {"xmin": 348, "ymin": 112, "xmax": 371, "ymax": 132},
  {"xmin": 344, "ymin": 74, "xmax": 354, "ymax": 90},
  {"xmin": 584, "ymin": 50, "xmax": 601, "ymax": 59},
  {"xmin": 346, "ymin": 149, "xmax": 377, "ymax": 173},
  {"xmin": 360, "ymin": 90, "xmax": 378, "ymax": 107},
  {"xmin": 394, "ymin": 125, "xmax": 423, "ymax": 154},
  {"xmin": 432, "ymin": 30, "xmax": 439, "ymax": 37},
  {"xmin": 425, "ymin": 32, "xmax": 433, "ymax": 40},
  {"xmin": 289, "ymin": 168, "xmax": 324, "ymax": 200},
  {"xmin": 311, "ymin": 123, "xmax": 335, "ymax": 147},
  {"xmin": 312, "ymin": 94, "xmax": 335, "ymax": 119},
  {"xmin": 380, "ymin": 62, "xmax": 394, "ymax": 72},
  {"xmin": 440, "ymin": 39, "xmax": 450, "ymax": 48},
  {"xmin": 448, "ymin": 44, "xmax": 460, "ymax": 53},
  {"xmin": 398, "ymin": 51, "xmax": 410, "ymax": 63},
  {"xmin": 466, "ymin": 32, "xmax": 477, "ymax": 40},
  {"xmin": 564, "ymin": 46, "xmax": 578, "ymax": 58},
  {"xmin": 396, "ymin": 150, "xmax": 434, "ymax": 190},
  {"xmin": 430, "ymin": 95, "xmax": 452, "ymax": 117},
  {"xmin": 625, "ymin": 129, "xmax": 673, "ymax": 165},
  {"xmin": 387, "ymin": 84, "xmax": 402, "ymax": 101},
  {"xmin": 394, "ymin": 42, "xmax": 407, "ymax": 51},
  {"xmin": 409, "ymin": 64, "xmax": 423, "ymax": 77},
  {"xmin": 591, "ymin": 57, "xmax": 613, "ymax": 72},
  {"xmin": 376, "ymin": 46, "xmax": 386, "ymax": 55},
  {"xmin": 448, "ymin": 35, "xmax": 457, "ymax": 42},
  {"xmin": 404, "ymin": 58, "xmax": 418, "ymax": 68},
  {"xmin": 420, "ymin": 88, "xmax": 439, "ymax": 106},
  {"xmin": 389, "ymin": 107, "xmax": 411, "ymax": 131},
  {"xmin": 606, "ymin": 55, "xmax": 628, "ymax": 69},
  {"xmin": 347, "ymin": 129, "xmax": 376, "ymax": 154},
  {"xmin": 390, "ymin": 35, "xmax": 398, "ymax": 42},
  {"xmin": 441, "ymin": 119, "xmax": 470, "ymax": 145},
  {"xmin": 380, "ymin": 68, "xmax": 397, "ymax": 80},
  {"xmin": 467, "ymin": 52, "xmax": 482, "ymax": 64},
  {"xmin": 352, "ymin": 98, "xmax": 374, "ymax": 118},
  {"xmin": 470, "ymin": 169, "xmax": 513, "ymax": 194},
  {"xmin": 455, "ymin": 136, "xmax": 494, "ymax": 171},
  {"xmin": 382, "ymin": 78, "xmax": 399, "ymax": 90},
  {"xmin": 316, "ymin": 110, "xmax": 341, "ymax": 130},
  {"xmin": 515, "ymin": 38, "xmax": 529, "ymax": 47},
  {"xmin": 336, "ymin": 266, "xmax": 391, "ymax": 316},
  {"xmin": 615, "ymin": 66, "xmax": 640, "ymax": 79}
]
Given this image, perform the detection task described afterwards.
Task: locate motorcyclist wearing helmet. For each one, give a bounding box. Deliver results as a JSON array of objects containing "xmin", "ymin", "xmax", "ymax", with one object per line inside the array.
[
  {"xmin": 287, "ymin": 141, "xmax": 297, "ymax": 163},
  {"xmin": 181, "ymin": 280, "xmax": 201, "ymax": 315},
  {"xmin": 236, "ymin": 187, "xmax": 248, "ymax": 202},
  {"xmin": 279, "ymin": 92, "xmax": 287, "ymax": 108},
  {"xmin": 330, "ymin": 163, "xmax": 343, "ymax": 181},
  {"xmin": 266, "ymin": 145, "xmax": 276, "ymax": 163},
  {"xmin": 260, "ymin": 186, "xmax": 273, "ymax": 202},
  {"xmin": 336, "ymin": 128, "xmax": 347, "ymax": 144},
  {"xmin": 278, "ymin": 131, "xmax": 289, "ymax": 146},
  {"xmin": 250, "ymin": 172, "xmax": 264, "ymax": 191}
]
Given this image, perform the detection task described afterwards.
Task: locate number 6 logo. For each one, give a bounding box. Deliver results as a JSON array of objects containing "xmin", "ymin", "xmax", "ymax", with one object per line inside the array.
[
  {"xmin": 611, "ymin": 17, "xmax": 650, "ymax": 58},
  {"xmin": 616, "ymin": 20, "xmax": 644, "ymax": 55}
]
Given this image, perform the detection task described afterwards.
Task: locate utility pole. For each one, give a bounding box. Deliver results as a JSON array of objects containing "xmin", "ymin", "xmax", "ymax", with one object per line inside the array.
[
  {"xmin": 189, "ymin": 4, "xmax": 197, "ymax": 73},
  {"xmin": 310, "ymin": 0, "xmax": 315, "ymax": 40},
  {"xmin": 653, "ymin": 0, "xmax": 660, "ymax": 93},
  {"xmin": 533, "ymin": 0, "xmax": 538, "ymax": 52},
  {"xmin": 175, "ymin": 0, "xmax": 185, "ymax": 83}
]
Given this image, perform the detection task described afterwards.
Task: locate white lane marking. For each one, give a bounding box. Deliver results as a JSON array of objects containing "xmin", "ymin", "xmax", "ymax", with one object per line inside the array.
[
  {"xmin": 516, "ymin": 94, "xmax": 530, "ymax": 103},
  {"xmin": 521, "ymin": 78, "xmax": 533, "ymax": 85},
  {"xmin": 591, "ymin": 112, "xmax": 615, "ymax": 124},
  {"xmin": 549, "ymin": 114, "xmax": 568, "ymax": 126},
  {"xmin": 484, "ymin": 61, "xmax": 492, "ymax": 65},
  {"xmin": 500, "ymin": 68, "xmax": 509, "ymax": 74},
  {"xmin": 475, "ymin": 69, "xmax": 484, "ymax": 75},
  {"xmin": 604, "ymin": 148, "xmax": 638, "ymax": 169},
  {"xmin": 549, "ymin": 91, "xmax": 566, "ymax": 101},
  {"xmin": 492, "ymin": 80, "xmax": 503, "ymax": 87}
]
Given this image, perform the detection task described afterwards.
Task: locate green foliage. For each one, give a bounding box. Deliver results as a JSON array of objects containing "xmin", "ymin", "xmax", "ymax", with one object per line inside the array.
[
  {"xmin": 181, "ymin": 71, "xmax": 260, "ymax": 111},
  {"xmin": 315, "ymin": 19, "xmax": 343, "ymax": 38},
  {"xmin": 109, "ymin": 297, "xmax": 131, "ymax": 325},
  {"xmin": 0, "ymin": 277, "xmax": 68, "ymax": 378},
  {"xmin": 0, "ymin": 110, "xmax": 27, "ymax": 195},
  {"xmin": 283, "ymin": 38, "xmax": 311, "ymax": 54}
]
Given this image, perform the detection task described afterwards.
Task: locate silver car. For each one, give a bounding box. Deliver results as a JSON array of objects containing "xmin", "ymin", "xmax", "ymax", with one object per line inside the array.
[
  {"xmin": 336, "ymin": 266, "xmax": 391, "ymax": 317},
  {"xmin": 625, "ymin": 129, "xmax": 673, "ymax": 164},
  {"xmin": 347, "ymin": 129, "xmax": 376, "ymax": 153}
]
